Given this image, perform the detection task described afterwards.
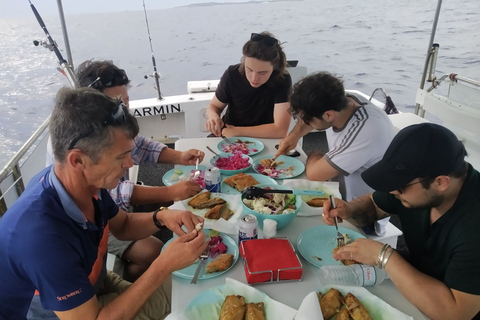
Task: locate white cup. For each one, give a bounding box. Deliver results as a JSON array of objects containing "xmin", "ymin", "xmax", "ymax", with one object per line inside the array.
[{"xmin": 263, "ymin": 219, "xmax": 277, "ymax": 239}]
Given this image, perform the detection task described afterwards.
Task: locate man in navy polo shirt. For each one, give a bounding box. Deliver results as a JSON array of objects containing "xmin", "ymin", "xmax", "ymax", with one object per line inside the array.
[
  {"xmin": 323, "ymin": 123, "xmax": 480, "ymax": 320},
  {"xmin": 0, "ymin": 87, "xmax": 207, "ymax": 320}
]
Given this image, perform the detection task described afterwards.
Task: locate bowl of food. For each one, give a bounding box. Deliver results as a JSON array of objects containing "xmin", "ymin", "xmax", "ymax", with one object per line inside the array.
[
  {"xmin": 241, "ymin": 184, "xmax": 301, "ymax": 229},
  {"xmin": 210, "ymin": 152, "xmax": 253, "ymax": 176}
]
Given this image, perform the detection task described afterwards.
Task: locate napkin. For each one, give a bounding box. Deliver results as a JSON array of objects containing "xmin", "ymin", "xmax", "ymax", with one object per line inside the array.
[
  {"xmin": 309, "ymin": 285, "xmax": 414, "ymax": 320},
  {"xmin": 281, "ymin": 179, "xmax": 341, "ymax": 216},
  {"xmin": 239, "ymin": 238, "xmax": 302, "ymax": 284},
  {"xmin": 360, "ymin": 216, "xmax": 391, "ymax": 237},
  {"xmin": 295, "ymin": 291, "xmax": 324, "ymax": 320}
]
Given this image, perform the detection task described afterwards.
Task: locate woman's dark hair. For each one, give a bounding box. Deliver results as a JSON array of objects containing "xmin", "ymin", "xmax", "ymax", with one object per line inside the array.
[
  {"xmin": 289, "ymin": 72, "xmax": 348, "ymax": 125},
  {"xmin": 75, "ymin": 60, "xmax": 130, "ymax": 92},
  {"xmin": 239, "ymin": 31, "xmax": 287, "ymax": 81}
]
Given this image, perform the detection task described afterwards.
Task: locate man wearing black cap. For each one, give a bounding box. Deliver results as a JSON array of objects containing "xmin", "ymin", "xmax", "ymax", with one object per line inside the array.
[{"xmin": 323, "ymin": 123, "xmax": 480, "ymax": 319}]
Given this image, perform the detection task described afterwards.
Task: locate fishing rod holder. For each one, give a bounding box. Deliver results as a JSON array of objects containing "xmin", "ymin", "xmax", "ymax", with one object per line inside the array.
[
  {"xmin": 33, "ymin": 39, "xmax": 57, "ymax": 52},
  {"xmin": 426, "ymin": 43, "xmax": 440, "ymax": 82}
]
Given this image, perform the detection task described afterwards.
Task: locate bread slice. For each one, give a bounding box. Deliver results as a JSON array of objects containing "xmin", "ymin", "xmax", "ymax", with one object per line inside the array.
[
  {"xmin": 188, "ymin": 191, "xmax": 211, "ymax": 208},
  {"xmin": 194, "ymin": 197, "xmax": 226, "ymax": 209},
  {"xmin": 223, "ymin": 172, "xmax": 259, "ymax": 191}
]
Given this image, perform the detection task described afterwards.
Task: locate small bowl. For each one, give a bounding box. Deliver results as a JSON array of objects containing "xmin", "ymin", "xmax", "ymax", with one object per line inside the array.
[
  {"xmin": 210, "ymin": 152, "xmax": 253, "ymax": 176},
  {"xmin": 241, "ymin": 184, "xmax": 301, "ymax": 230}
]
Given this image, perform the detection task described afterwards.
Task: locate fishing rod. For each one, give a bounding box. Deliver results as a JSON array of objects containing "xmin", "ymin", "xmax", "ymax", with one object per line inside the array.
[
  {"xmin": 142, "ymin": 0, "xmax": 163, "ymax": 100},
  {"xmin": 28, "ymin": 0, "xmax": 78, "ymax": 88}
]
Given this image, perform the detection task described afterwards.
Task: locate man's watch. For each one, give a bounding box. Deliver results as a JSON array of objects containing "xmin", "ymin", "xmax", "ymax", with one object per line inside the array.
[{"xmin": 153, "ymin": 207, "xmax": 168, "ymax": 229}]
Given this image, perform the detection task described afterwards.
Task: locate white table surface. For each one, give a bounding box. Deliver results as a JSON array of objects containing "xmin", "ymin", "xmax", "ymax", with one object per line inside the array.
[{"xmin": 170, "ymin": 137, "xmax": 428, "ymax": 320}]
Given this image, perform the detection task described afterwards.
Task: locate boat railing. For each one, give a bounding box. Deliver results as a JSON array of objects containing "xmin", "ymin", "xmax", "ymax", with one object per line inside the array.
[{"xmin": 0, "ymin": 116, "xmax": 50, "ymax": 215}]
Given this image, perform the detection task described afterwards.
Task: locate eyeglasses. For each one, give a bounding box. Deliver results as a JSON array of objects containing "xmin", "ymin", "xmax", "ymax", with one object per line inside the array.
[
  {"xmin": 251, "ymin": 33, "xmax": 278, "ymax": 46},
  {"xmin": 396, "ymin": 179, "xmax": 429, "ymax": 194},
  {"xmin": 68, "ymin": 102, "xmax": 129, "ymax": 150},
  {"xmin": 88, "ymin": 68, "xmax": 128, "ymax": 89}
]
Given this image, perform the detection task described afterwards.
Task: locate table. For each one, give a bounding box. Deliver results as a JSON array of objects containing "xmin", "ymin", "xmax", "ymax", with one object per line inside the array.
[{"xmin": 170, "ymin": 137, "xmax": 428, "ymax": 320}]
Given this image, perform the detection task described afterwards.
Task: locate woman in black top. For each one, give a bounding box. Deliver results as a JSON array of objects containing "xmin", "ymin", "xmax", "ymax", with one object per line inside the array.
[{"xmin": 205, "ymin": 32, "xmax": 292, "ymax": 138}]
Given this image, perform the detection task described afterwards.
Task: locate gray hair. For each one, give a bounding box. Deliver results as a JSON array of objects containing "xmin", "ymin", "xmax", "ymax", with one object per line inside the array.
[{"xmin": 50, "ymin": 87, "xmax": 139, "ymax": 164}]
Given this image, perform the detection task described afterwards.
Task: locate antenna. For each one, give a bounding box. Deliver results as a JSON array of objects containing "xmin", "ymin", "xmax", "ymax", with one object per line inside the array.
[{"xmin": 142, "ymin": 0, "xmax": 163, "ymax": 100}]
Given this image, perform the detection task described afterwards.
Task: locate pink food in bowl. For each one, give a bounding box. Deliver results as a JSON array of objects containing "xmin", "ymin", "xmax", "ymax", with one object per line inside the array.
[{"xmin": 214, "ymin": 153, "xmax": 250, "ymax": 170}]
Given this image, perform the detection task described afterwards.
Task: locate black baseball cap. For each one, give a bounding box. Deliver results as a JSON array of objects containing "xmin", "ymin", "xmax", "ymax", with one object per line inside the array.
[{"xmin": 361, "ymin": 123, "xmax": 467, "ymax": 192}]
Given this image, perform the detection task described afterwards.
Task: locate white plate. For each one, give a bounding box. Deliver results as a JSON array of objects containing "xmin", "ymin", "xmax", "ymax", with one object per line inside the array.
[
  {"xmin": 282, "ymin": 179, "xmax": 341, "ymax": 216},
  {"xmin": 181, "ymin": 192, "xmax": 243, "ymax": 223},
  {"xmin": 220, "ymin": 173, "xmax": 278, "ymax": 195}
]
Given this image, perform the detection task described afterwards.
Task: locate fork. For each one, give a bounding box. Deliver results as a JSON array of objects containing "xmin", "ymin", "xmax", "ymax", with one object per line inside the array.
[
  {"xmin": 221, "ymin": 135, "xmax": 234, "ymax": 146},
  {"xmin": 193, "ymin": 157, "xmax": 201, "ymax": 180},
  {"xmin": 191, "ymin": 245, "xmax": 210, "ymax": 284},
  {"xmin": 329, "ymin": 194, "xmax": 345, "ymax": 248}
]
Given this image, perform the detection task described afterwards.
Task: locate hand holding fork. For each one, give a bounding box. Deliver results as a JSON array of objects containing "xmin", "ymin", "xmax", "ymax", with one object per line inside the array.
[{"xmin": 329, "ymin": 194, "xmax": 345, "ymax": 248}]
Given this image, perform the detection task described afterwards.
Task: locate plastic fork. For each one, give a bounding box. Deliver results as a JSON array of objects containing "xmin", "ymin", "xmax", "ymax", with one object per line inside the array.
[
  {"xmin": 191, "ymin": 245, "xmax": 210, "ymax": 284},
  {"xmin": 329, "ymin": 194, "xmax": 345, "ymax": 248},
  {"xmin": 193, "ymin": 158, "xmax": 201, "ymax": 180}
]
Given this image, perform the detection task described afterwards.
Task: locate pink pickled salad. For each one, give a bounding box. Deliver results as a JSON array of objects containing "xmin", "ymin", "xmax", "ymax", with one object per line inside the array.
[
  {"xmin": 255, "ymin": 164, "xmax": 294, "ymax": 178},
  {"xmin": 208, "ymin": 235, "xmax": 228, "ymax": 258},
  {"xmin": 188, "ymin": 170, "xmax": 205, "ymax": 188},
  {"xmin": 221, "ymin": 142, "xmax": 258, "ymax": 155},
  {"xmin": 214, "ymin": 153, "xmax": 250, "ymax": 170}
]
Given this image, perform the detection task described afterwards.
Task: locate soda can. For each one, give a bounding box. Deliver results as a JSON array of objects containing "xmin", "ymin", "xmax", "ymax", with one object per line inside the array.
[
  {"xmin": 204, "ymin": 167, "xmax": 221, "ymax": 192},
  {"xmin": 238, "ymin": 214, "xmax": 258, "ymax": 243}
]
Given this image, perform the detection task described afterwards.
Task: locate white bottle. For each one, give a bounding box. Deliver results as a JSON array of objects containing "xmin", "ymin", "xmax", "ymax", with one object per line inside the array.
[{"xmin": 317, "ymin": 264, "xmax": 387, "ymax": 287}]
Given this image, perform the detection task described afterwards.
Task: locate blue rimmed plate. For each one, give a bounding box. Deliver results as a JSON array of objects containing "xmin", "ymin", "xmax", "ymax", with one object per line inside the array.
[
  {"xmin": 252, "ymin": 155, "xmax": 305, "ymax": 179},
  {"xmin": 220, "ymin": 173, "xmax": 278, "ymax": 195},
  {"xmin": 296, "ymin": 225, "xmax": 366, "ymax": 268},
  {"xmin": 217, "ymin": 137, "xmax": 264, "ymax": 156},
  {"xmin": 164, "ymin": 230, "xmax": 239, "ymax": 281},
  {"xmin": 162, "ymin": 165, "xmax": 207, "ymax": 187}
]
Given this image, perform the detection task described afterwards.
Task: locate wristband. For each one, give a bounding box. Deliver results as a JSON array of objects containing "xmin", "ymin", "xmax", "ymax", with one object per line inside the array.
[
  {"xmin": 377, "ymin": 243, "xmax": 390, "ymax": 269},
  {"xmin": 381, "ymin": 246, "xmax": 394, "ymax": 269},
  {"xmin": 153, "ymin": 207, "xmax": 168, "ymax": 229}
]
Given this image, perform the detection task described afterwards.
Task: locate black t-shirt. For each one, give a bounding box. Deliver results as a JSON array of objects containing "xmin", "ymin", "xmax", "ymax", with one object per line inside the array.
[
  {"xmin": 373, "ymin": 164, "xmax": 480, "ymax": 295},
  {"xmin": 215, "ymin": 64, "xmax": 292, "ymax": 127}
]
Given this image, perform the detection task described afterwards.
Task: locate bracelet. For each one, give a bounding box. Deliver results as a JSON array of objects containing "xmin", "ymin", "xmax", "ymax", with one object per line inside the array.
[
  {"xmin": 381, "ymin": 246, "xmax": 395, "ymax": 269},
  {"xmin": 377, "ymin": 243, "xmax": 390, "ymax": 269},
  {"xmin": 153, "ymin": 207, "xmax": 168, "ymax": 229}
]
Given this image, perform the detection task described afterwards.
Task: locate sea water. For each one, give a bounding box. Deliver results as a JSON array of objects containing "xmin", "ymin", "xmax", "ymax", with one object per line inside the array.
[{"xmin": 0, "ymin": 0, "xmax": 479, "ymax": 168}]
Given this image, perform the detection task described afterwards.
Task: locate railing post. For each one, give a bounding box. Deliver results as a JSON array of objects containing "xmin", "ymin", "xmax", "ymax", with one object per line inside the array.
[
  {"xmin": 12, "ymin": 164, "xmax": 25, "ymax": 196},
  {"xmin": 0, "ymin": 190, "xmax": 6, "ymax": 216}
]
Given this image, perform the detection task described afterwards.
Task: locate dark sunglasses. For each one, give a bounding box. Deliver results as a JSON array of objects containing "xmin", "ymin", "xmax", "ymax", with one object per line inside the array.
[
  {"xmin": 88, "ymin": 68, "xmax": 128, "ymax": 89},
  {"xmin": 396, "ymin": 179, "xmax": 429, "ymax": 194},
  {"xmin": 251, "ymin": 33, "xmax": 278, "ymax": 46},
  {"xmin": 68, "ymin": 102, "xmax": 129, "ymax": 150}
]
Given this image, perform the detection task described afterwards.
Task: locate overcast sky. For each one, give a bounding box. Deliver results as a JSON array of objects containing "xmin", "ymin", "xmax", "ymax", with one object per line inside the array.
[{"xmin": 1, "ymin": 0, "xmax": 252, "ymax": 19}]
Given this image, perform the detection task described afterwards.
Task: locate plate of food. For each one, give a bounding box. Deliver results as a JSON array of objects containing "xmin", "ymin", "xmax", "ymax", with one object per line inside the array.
[
  {"xmin": 164, "ymin": 230, "xmax": 239, "ymax": 281},
  {"xmin": 296, "ymin": 225, "xmax": 366, "ymax": 268},
  {"xmin": 185, "ymin": 278, "xmax": 297, "ymax": 320},
  {"xmin": 221, "ymin": 172, "xmax": 278, "ymax": 195},
  {"xmin": 162, "ymin": 165, "xmax": 207, "ymax": 187},
  {"xmin": 316, "ymin": 286, "xmax": 413, "ymax": 320},
  {"xmin": 252, "ymin": 155, "xmax": 305, "ymax": 179},
  {"xmin": 282, "ymin": 180, "xmax": 342, "ymax": 216},
  {"xmin": 217, "ymin": 137, "xmax": 264, "ymax": 156},
  {"xmin": 182, "ymin": 191, "xmax": 243, "ymax": 222}
]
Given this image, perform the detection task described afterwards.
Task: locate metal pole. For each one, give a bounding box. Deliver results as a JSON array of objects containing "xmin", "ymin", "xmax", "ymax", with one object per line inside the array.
[
  {"xmin": 414, "ymin": 0, "xmax": 443, "ymax": 115},
  {"xmin": 56, "ymin": 0, "xmax": 74, "ymax": 69}
]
